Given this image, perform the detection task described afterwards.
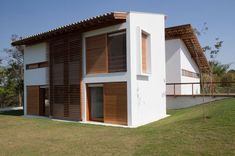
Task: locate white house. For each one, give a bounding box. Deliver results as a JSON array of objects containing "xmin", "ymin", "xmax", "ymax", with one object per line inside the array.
[
  {"xmin": 165, "ymin": 24, "xmax": 210, "ymax": 95},
  {"xmin": 12, "ymin": 12, "xmax": 210, "ymax": 127},
  {"xmin": 12, "ymin": 11, "xmax": 167, "ymax": 128}
]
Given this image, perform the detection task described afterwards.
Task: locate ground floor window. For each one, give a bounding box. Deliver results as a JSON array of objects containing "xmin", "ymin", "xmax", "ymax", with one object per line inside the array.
[{"xmin": 86, "ymin": 82, "xmax": 127, "ymax": 125}]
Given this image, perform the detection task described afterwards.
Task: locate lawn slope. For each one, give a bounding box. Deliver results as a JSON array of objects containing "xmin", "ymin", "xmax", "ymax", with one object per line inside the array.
[{"xmin": 0, "ymin": 98, "xmax": 234, "ymax": 156}]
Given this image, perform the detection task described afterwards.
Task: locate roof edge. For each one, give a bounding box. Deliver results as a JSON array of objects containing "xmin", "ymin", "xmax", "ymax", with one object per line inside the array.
[{"xmin": 12, "ymin": 11, "xmax": 128, "ymax": 46}]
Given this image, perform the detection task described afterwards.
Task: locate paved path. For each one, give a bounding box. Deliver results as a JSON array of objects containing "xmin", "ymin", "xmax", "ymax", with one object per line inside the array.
[{"xmin": 0, "ymin": 106, "xmax": 23, "ymax": 112}]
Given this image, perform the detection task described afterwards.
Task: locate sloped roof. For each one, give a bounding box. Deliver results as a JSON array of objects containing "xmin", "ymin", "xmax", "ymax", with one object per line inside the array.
[
  {"xmin": 11, "ymin": 12, "xmax": 127, "ymax": 46},
  {"xmin": 165, "ymin": 24, "xmax": 210, "ymax": 73}
]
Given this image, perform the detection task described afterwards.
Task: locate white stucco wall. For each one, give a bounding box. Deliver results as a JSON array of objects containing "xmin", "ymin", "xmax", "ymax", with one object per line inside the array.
[
  {"xmin": 165, "ymin": 39, "xmax": 201, "ymax": 95},
  {"xmin": 24, "ymin": 43, "xmax": 48, "ymax": 115},
  {"xmin": 179, "ymin": 40, "xmax": 200, "ymax": 94},
  {"xmin": 127, "ymin": 12, "xmax": 167, "ymax": 127},
  {"xmin": 165, "ymin": 39, "xmax": 182, "ymax": 94}
]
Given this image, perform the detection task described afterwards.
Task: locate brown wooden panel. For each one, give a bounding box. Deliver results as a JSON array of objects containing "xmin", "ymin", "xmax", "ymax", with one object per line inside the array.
[
  {"xmin": 104, "ymin": 82, "xmax": 127, "ymax": 125},
  {"xmin": 86, "ymin": 34, "xmax": 107, "ymax": 74},
  {"xmin": 26, "ymin": 61, "xmax": 48, "ymax": 70},
  {"xmin": 27, "ymin": 86, "xmax": 40, "ymax": 115},
  {"xmin": 108, "ymin": 31, "xmax": 127, "ymax": 73},
  {"xmin": 142, "ymin": 32, "xmax": 148, "ymax": 73},
  {"xmin": 26, "ymin": 63, "xmax": 38, "ymax": 70},
  {"xmin": 39, "ymin": 62, "xmax": 48, "ymax": 68},
  {"xmin": 49, "ymin": 32, "xmax": 82, "ymax": 121}
]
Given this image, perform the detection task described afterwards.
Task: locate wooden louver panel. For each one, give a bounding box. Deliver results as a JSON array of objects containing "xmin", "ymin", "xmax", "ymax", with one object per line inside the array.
[
  {"xmin": 50, "ymin": 39, "xmax": 66, "ymax": 118},
  {"xmin": 68, "ymin": 36, "xmax": 82, "ymax": 120},
  {"xmin": 142, "ymin": 33, "xmax": 148, "ymax": 73},
  {"xmin": 27, "ymin": 86, "xmax": 40, "ymax": 115},
  {"xmin": 49, "ymin": 32, "xmax": 82, "ymax": 120},
  {"xmin": 104, "ymin": 82, "xmax": 127, "ymax": 125},
  {"xmin": 86, "ymin": 34, "xmax": 107, "ymax": 74},
  {"xmin": 108, "ymin": 31, "xmax": 127, "ymax": 72}
]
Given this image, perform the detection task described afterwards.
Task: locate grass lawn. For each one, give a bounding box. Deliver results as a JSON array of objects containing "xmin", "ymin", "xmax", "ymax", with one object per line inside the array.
[{"xmin": 0, "ymin": 98, "xmax": 235, "ymax": 156}]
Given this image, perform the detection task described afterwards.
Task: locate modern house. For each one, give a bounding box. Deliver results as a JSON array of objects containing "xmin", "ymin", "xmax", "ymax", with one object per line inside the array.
[
  {"xmin": 12, "ymin": 11, "xmax": 210, "ymax": 127},
  {"xmin": 12, "ymin": 11, "xmax": 167, "ymax": 127}
]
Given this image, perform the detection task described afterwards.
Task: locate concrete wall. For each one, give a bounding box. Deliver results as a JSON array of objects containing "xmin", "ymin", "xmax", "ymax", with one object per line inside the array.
[
  {"xmin": 127, "ymin": 12, "xmax": 167, "ymax": 127},
  {"xmin": 166, "ymin": 96, "xmax": 228, "ymax": 109},
  {"xmin": 24, "ymin": 43, "xmax": 49, "ymax": 115}
]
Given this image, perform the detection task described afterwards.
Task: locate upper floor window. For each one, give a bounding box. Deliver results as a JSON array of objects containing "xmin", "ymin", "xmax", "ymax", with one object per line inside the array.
[
  {"xmin": 108, "ymin": 31, "xmax": 126, "ymax": 73},
  {"xmin": 26, "ymin": 61, "xmax": 48, "ymax": 70},
  {"xmin": 85, "ymin": 30, "xmax": 126, "ymax": 75},
  {"xmin": 141, "ymin": 31, "xmax": 150, "ymax": 74}
]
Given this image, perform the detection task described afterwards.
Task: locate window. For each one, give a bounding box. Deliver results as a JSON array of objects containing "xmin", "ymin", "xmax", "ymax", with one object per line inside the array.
[
  {"xmin": 108, "ymin": 31, "xmax": 126, "ymax": 72},
  {"xmin": 182, "ymin": 69, "xmax": 200, "ymax": 78},
  {"xmin": 85, "ymin": 30, "xmax": 127, "ymax": 75},
  {"xmin": 39, "ymin": 62, "xmax": 48, "ymax": 68},
  {"xmin": 26, "ymin": 61, "xmax": 48, "ymax": 70},
  {"xmin": 26, "ymin": 63, "xmax": 38, "ymax": 70},
  {"xmin": 86, "ymin": 34, "xmax": 107, "ymax": 74},
  {"xmin": 141, "ymin": 31, "xmax": 150, "ymax": 74}
]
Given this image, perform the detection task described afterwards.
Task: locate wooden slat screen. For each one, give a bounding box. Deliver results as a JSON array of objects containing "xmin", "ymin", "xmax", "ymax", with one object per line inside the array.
[
  {"xmin": 49, "ymin": 32, "xmax": 82, "ymax": 120},
  {"xmin": 142, "ymin": 32, "xmax": 148, "ymax": 73},
  {"xmin": 26, "ymin": 63, "xmax": 39, "ymax": 70},
  {"xmin": 27, "ymin": 86, "xmax": 40, "ymax": 115},
  {"xmin": 104, "ymin": 82, "xmax": 127, "ymax": 125},
  {"xmin": 38, "ymin": 62, "xmax": 48, "ymax": 68},
  {"xmin": 86, "ymin": 34, "xmax": 107, "ymax": 74},
  {"xmin": 108, "ymin": 31, "xmax": 126, "ymax": 72},
  {"xmin": 50, "ymin": 39, "xmax": 66, "ymax": 118},
  {"xmin": 68, "ymin": 36, "xmax": 82, "ymax": 119},
  {"xmin": 26, "ymin": 61, "xmax": 48, "ymax": 70}
]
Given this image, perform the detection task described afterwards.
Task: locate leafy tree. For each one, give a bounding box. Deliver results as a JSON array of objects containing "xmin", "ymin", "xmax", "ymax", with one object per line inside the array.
[
  {"xmin": 0, "ymin": 35, "xmax": 24, "ymax": 107},
  {"xmin": 209, "ymin": 61, "xmax": 230, "ymax": 81}
]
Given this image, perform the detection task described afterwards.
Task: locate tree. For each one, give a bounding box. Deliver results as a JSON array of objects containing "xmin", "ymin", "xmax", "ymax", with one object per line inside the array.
[
  {"xmin": 0, "ymin": 34, "xmax": 24, "ymax": 107},
  {"xmin": 209, "ymin": 61, "xmax": 230, "ymax": 81}
]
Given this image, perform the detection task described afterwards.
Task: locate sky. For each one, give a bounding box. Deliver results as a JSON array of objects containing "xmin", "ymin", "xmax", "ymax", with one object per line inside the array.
[{"xmin": 0, "ymin": 0, "xmax": 234, "ymax": 69}]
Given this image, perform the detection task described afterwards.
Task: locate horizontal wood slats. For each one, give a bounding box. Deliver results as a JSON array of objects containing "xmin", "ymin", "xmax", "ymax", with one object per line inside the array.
[
  {"xmin": 142, "ymin": 32, "xmax": 148, "ymax": 73},
  {"xmin": 86, "ymin": 34, "xmax": 107, "ymax": 74},
  {"xmin": 104, "ymin": 82, "xmax": 127, "ymax": 125},
  {"xmin": 49, "ymin": 32, "xmax": 82, "ymax": 120},
  {"xmin": 26, "ymin": 61, "xmax": 48, "ymax": 70},
  {"xmin": 27, "ymin": 86, "xmax": 40, "ymax": 115},
  {"xmin": 108, "ymin": 31, "xmax": 126, "ymax": 73}
]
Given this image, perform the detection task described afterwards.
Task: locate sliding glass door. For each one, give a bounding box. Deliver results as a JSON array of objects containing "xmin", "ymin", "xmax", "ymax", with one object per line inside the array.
[{"xmin": 88, "ymin": 86, "xmax": 104, "ymax": 122}]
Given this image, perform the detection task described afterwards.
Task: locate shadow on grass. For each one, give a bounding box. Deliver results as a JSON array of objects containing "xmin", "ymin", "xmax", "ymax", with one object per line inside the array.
[{"xmin": 0, "ymin": 110, "xmax": 24, "ymax": 116}]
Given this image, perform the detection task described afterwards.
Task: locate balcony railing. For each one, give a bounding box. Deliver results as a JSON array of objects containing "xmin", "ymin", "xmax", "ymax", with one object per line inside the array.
[{"xmin": 166, "ymin": 81, "xmax": 235, "ymax": 96}]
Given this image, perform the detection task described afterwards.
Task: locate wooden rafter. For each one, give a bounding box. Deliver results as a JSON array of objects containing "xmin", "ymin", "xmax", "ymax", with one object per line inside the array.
[
  {"xmin": 165, "ymin": 24, "xmax": 210, "ymax": 73},
  {"xmin": 12, "ymin": 12, "xmax": 127, "ymax": 46}
]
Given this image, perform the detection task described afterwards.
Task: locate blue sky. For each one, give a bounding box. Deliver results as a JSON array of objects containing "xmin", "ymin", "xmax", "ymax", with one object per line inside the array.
[{"xmin": 0, "ymin": 0, "xmax": 234, "ymax": 69}]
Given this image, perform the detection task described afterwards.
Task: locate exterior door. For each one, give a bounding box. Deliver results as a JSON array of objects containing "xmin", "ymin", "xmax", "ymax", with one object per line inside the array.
[{"xmin": 88, "ymin": 86, "xmax": 104, "ymax": 122}]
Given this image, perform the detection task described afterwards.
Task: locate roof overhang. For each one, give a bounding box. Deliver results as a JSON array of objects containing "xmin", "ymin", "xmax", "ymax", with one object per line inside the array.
[
  {"xmin": 165, "ymin": 24, "xmax": 210, "ymax": 73},
  {"xmin": 12, "ymin": 12, "xmax": 128, "ymax": 46}
]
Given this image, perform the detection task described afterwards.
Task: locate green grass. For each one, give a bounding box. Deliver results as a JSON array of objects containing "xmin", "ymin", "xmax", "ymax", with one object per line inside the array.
[{"xmin": 0, "ymin": 98, "xmax": 235, "ymax": 156}]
